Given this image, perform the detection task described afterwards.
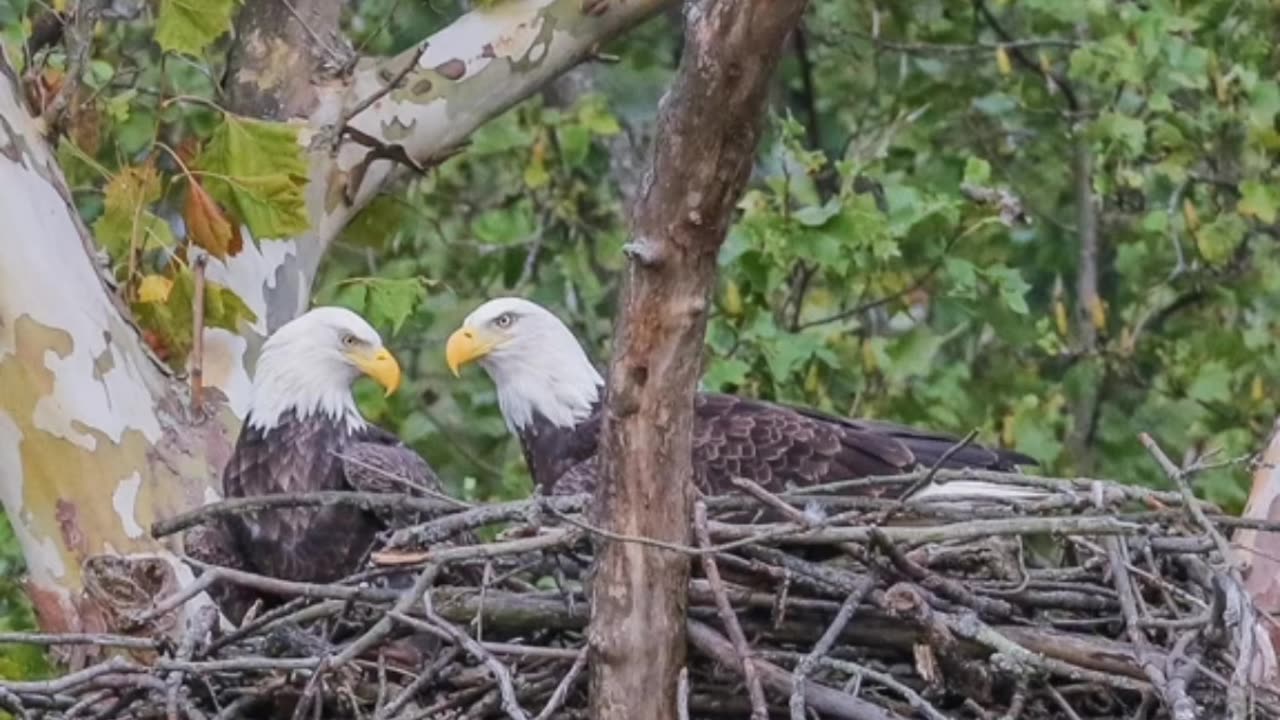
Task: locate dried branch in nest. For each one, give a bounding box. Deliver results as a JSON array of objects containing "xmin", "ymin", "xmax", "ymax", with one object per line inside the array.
[{"xmin": 4, "ymin": 461, "xmax": 1280, "ymax": 719}]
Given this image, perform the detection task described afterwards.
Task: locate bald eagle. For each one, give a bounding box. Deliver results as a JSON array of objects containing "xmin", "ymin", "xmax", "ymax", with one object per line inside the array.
[
  {"xmin": 445, "ymin": 297, "xmax": 1038, "ymax": 500},
  {"xmin": 220, "ymin": 306, "xmax": 443, "ymax": 584}
]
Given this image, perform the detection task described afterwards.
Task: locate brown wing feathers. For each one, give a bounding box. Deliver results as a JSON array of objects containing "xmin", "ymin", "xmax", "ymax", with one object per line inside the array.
[{"xmin": 537, "ymin": 392, "xmax": 1031, "ymax": 496}]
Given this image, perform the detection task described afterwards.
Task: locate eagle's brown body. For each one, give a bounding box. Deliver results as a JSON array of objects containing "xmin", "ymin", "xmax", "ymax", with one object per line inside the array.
[
  {"xmin": 221, "ymin": 409, "xmax": 441, "ymax": 583},
  {"xmin": 520, "ymin": 393, "xmax": 1032, "ymax": 497}
]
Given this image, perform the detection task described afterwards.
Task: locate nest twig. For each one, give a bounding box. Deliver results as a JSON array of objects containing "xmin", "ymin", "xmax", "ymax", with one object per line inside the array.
[{"xmin": 5, "ymin": 444, "xmax": 1280, "ymax": 719}]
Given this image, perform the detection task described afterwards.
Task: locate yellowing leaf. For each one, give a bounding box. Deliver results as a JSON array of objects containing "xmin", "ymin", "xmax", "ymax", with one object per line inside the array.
[
  {"xmin": 804, "ymin": 362, "xmax": 821, "ymax": 395},
  {"xmin": 995, "ymin": 46, "xmax": 1012, "ymax": 76},
  {"xmin": 1252, "ymin": 375, "xmax": 1265, "ymax": 403},
  {"xmin": 1239, "ymin": 180, "xmax": 1279, "ymax": 224},
  {"xmin": 131, "ymin": 267, "xmax": 257, "ymax": 369},
  {"xmin": 137, "ymin": 275, "xmax": 174, "ymax": 303},
  {"xmin": 860, "ymin": 338, "xmax": 879, "ymax": 373},
  {"xmin": 197, "ymin": 114, "xmax": 310, "ymax": 238},
  {"xmin": 1087, "ymin": 294, "xmax": 1107, "ymax": 330},
  {"xmin": 104, "ymin": 164, "xmax": 161, "ymax": 214},
  {"xmin": 184, "ymin": 179, "xmax": 240, "ymax": 260},
  {"xmin": 93, "ymin": 164, "xmax": 171, "ymax": 261},
  {"xmin": 1182, "ymin": 197, "xmax": 1201, "ymax": 232},
  {"xmin": 1053, "ymin": 299, "xmax": 1069, "ymax": 337},
  {"xmin": 156, "ymin": 0, "xmax": 241, "ymax": 56},
  {"xmin": 723, "ymin": 279, "xmax": 743, "ymax": 317}
]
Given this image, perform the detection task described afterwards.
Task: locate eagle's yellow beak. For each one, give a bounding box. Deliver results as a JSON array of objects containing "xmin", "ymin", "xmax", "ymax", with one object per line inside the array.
[
  {"xmin": 446, "ymin": 326, "xmax": 496, "ymax": 377},
  {"xmin": 349, "ymin": 346, "xmax": 402, "ymax": 397}
]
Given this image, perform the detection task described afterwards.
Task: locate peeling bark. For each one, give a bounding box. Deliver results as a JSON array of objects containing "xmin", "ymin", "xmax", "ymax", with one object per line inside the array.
[
  {"xmin": 1237, "ymin": 419, "xmax": 1280, "ymax": 653},
  {"xmin": 587, "ymin": 2, "xmax": 807, "ymax": 719},
  {"xmin": 0, "ymin": 52, "xmax": 223, "ymax": 660}
]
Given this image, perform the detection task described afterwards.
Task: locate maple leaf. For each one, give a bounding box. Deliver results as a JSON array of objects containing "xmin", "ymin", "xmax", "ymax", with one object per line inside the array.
[{"xmin": 184, "ymin": 178, "xmax": 243, "ymax": 260}]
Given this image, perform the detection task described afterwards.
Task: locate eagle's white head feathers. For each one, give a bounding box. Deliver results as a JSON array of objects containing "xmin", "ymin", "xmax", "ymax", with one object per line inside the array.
[
  {"xmin": 446, "ymin": 297, "xmax": 602, "ymax": 432},
  {"xmin": 247, "ymin": 306, "xmax": 402, "ymax": 433}
]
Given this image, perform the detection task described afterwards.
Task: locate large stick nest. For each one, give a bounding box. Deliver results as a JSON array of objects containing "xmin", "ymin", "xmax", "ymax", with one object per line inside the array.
[{"xmin": 5, "ymin": 450, "xmax": 1280, "ymax": 719}]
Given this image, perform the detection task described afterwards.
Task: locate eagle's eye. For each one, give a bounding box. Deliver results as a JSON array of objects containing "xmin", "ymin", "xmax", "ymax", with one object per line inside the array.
[
  {"xmin": 341, "ymin": 333, "xmax": 359, "ymax": 347},
  {"xmin": 494, "ymin": 312, "xmax": 514, "ymax": 329}
]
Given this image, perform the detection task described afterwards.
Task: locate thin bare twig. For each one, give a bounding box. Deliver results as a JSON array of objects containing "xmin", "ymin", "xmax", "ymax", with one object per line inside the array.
[{"xmin": 694, "ymin": 501, "xmax": 768, "ymax": 720}]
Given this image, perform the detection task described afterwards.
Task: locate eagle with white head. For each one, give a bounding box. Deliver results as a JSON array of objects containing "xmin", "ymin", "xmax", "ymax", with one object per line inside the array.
[
  {"xmin": 445, "ymin": 297, "xmax": 1042, "ymax": 501},
  {"xmin": 219, "ymin": 306, "xmax": 442, "ymax": 585}
]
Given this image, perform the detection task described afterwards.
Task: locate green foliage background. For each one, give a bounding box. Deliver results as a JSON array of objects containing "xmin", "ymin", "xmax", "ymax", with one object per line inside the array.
[{"xmin": 3, "ymin": 0, "xmax": 1280, "ymax": 676}]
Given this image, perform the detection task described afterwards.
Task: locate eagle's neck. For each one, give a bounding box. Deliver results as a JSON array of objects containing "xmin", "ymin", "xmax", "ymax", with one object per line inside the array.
[
  {"xmin": 514, "ymin": 399, "xmax": 602, "ymax": 492},
  {"xmin": 490, "ymin": 353, "xmax": 602, "ymax": 434},
  {"xmin": 245, "ymin": 353, "xmax": 366, "ymax": 434}
]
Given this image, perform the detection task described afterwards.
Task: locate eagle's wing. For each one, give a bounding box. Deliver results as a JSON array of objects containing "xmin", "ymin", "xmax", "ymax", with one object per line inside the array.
[
  {"xmin": 783, "ymin": 404, "xmax": 1035, "ymax": 469},
  {"xmin": 341, "ymin": 424, "xmax": 443, "ymax": 496},
  {"xmin": 692, "ymin": 393, "xmax": 1031, "ymax": 496},
  {"xmin": 222, "ymin": 414, "xmax": 381, "ymax": 583}
]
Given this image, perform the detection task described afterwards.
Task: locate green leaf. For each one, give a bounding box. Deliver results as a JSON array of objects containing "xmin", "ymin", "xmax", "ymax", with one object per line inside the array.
[
  {"xmin": 1195, "ymin": 213, "xmax": 1247, "ymax": 266},
  {"xmin": 792, "ymin": 200, "xmax": 840, "ymax": 227},
  {"xmin": 578, "ymin": 97, "xmax": 622, "ymax": 136},
  {"xmin": 1239, "ymin": 180, "xmax": 1278, "ymax": 224},
  {"xmin": 197, "ymin": 114, "xmax": 309, "ymax": 238},
  {"xmin": 156, "ymin": 0, "xmax": 241, "ymax": 56},
  {"xmin": 94, "ymin": 210, "xmax": 176, "ymax": 260},
  {"xmin": 93, "ymin": 165, "xmax": 174, "ymax": 261},
  {"xmin": 1187, "ymin": 360, "xmax": 1232, "ymax": 403},
  {"xmin": 962, "ymin": 157, "xmax": 991, "ymax": 186},
  {"xmin": 365, "ymin": 277, "xmax": 429, "ymax": 334},
  {"xmin": 523, "ymin": 156, "xmax": 550, "ymax": 189},
  {"xmin": 345, "ymin": 196, "xmax": 407, "ymax": 248},
  {"xmin": 1094, "ymin": 111, "xmax": 1147, "ymax": 157},
  {"xmin": 703, "ymin": 358, "xmax": 751, "ymax": 390},
  {"xmin": 985, "ymin": 265, "xmax": 1031, "ymax": 315},
  {"xmin": 557, "ymin": 125, "xmax": 591, "ymax": 168}
]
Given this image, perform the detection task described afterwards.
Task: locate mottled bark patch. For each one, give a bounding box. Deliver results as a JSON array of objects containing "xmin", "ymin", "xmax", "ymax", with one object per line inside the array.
[
  {"xmin": 434, "ymin": 59, "xmax": 467, "ymax": 81},
  {"xmin": 55, "ymin": 499, "xmax": 88, "ymax": 560}
]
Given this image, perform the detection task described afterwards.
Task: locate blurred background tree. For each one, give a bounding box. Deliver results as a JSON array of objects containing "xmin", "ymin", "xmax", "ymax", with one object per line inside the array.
[{"xmin": 2, "ymin": 0, "xmax": 1279, "ymax": 675}]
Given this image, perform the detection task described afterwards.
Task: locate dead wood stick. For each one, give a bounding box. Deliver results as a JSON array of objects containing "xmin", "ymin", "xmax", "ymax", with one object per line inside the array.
[
  {"xmin": 141, "ymin": 560, "xmax": 399, "ymax": 622},
  {"xmin": 422, "ymin": 592, "xmax": 530, "ymax": 720},
  {"xmin": 1141, "ymin": 432, "xmax": 1265, "ymax": 719},
  {"xmin": 372, "ymin": 528, "xmax": 580, "ymax": 566},
  {"xmin": 334, "ymin": 563, "xmax": 439, "ymax": 666},
  {"xmin": 152, "ymin": 491, "xmax": 461, "ymax": 538},
  {"xmin": 762, "ymin": 651, "xmax": 951, "ymax": 720},
  {"xmin": 165, "ymin": 605, "xmax": 216, "ymax": 720},
  {"xmin": 1093, "ymin": 481, "xmax": 1190, "ymax": 719},
  {"xmin": 789, "ymin": 573, "xmax": 878, "ymax": 720},
  {"xmin": 693, "ymin": 501, "xmax": 768, "ymax": 720},
  {"xmin": 532, "ymin": 647, "xmax": 588, "ymax": 720},
  {"xmin": 375, "ymin": 647, "xmax": 459, "ymax": 720},
  {"xmin": 870, "ymin": 527, "xmax": 1016, "ymax": 619},
  {"xmin": 0, "ymin": 632, "xmax": 158, "ymax": 650},
  {"xmin": 709, "ymin": 514, "xmax": 1142, "ymax": 546},
  {"xmin": 686, "ymin": 619, "xmax": 903, "ymax": 720},
  {"xmin": 190, "ymin": 254, "xmax": 206, "ymax": 407},
  {"xmin": 791, "ymin": 467, "xmax": 1220, "ymax": 512}
]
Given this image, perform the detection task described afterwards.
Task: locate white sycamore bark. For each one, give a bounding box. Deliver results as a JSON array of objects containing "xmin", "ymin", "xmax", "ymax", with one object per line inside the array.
[{"xmin": 0, "ymin": 0, "xmax": 667, "ymax": 649}]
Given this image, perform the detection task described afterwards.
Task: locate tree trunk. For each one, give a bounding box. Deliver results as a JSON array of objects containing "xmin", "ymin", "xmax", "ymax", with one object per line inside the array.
[
  {"xmin": 0, "ymin": 0, "xmax": 669, "ymax": 651},
  {"xmin": 587, "ymin": 2, "xmax": 807, "ymax": 719},
  {"xmin": 1237, "ymin": 419, "xmax": 1280, "ymax": 654}
]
